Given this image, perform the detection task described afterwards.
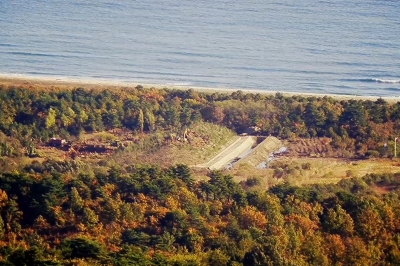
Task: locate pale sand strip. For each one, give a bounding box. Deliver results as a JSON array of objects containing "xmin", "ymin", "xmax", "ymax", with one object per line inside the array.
[{"xmin": 0, "ymin": 73, "xmax": 398, "ymax": 102}]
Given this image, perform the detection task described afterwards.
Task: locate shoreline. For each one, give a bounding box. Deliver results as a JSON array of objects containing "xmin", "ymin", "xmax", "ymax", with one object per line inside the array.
[{"xmin": 0, "ymin": 73, "xmax": 398, "ymax": 103}]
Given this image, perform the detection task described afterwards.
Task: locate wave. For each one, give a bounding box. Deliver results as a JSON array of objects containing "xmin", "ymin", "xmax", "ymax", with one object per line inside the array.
[
  {"xmin": 165, "ymin": 82, "xmax": 192, "ymax": 86},
  {"xmin": 371, "ymin": 78, "xmax": 400, "ymax": 84},
  {"xmin": 362, "ymin": 78, "xmax": 400, "ymax": 84},
  {"xmin": 342, "ymin": 78, "xmax": 400, "ymax": 84}
]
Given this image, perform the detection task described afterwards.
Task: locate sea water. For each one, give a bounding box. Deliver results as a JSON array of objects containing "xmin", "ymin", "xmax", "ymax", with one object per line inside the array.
[{"xmin": 0, "ymin": 0, "xmax": 399, "ymax": 97}]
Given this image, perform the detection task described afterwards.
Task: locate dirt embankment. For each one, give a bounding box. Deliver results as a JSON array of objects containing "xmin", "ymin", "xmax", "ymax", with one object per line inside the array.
[
  {"xmin": 285, "ymin": 138, "xmax": 335, "ymax": 157},
  {"xmin": 236, "ymin": 136, "xmax": 283, "ymax": 168}
]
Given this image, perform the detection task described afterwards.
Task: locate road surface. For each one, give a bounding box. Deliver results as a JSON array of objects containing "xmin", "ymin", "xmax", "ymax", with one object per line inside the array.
[{"xmin": 197, "ymin": 136, "xmax": 257, "ymax": 170}]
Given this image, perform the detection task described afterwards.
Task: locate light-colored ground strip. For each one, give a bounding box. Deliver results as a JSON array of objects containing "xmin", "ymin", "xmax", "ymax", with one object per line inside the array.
[{"xmin": 197, "ymin": 136, "xmax": 257, "ymax": 170}]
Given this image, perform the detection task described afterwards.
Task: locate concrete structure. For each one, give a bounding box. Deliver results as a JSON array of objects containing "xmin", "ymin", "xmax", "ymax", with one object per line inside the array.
[{"xmin": 48, "ymin": 138, "xmax": 67, "ymax": 147}]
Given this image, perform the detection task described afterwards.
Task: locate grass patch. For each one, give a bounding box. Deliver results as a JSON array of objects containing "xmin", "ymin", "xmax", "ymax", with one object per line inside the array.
[
  {"xmin": 80, "ymin": 131, "xmax": 118, "ymax": 142},
  {"xmin": 104, "ymin": 122, "xmax": 237, "ymax": 168},
  {"xmin": 228, "ymin": 156, "xmax": 400, "ymax": 188}
]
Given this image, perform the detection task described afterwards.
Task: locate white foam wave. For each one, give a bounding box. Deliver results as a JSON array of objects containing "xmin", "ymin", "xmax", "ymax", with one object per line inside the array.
[
  {"xmin": 372, "ymin": 78, "xmax": 400, "ymax": 84},
  {"xmin": 165, "ymin": 82, "xmax": 192, "ymax": 86}
]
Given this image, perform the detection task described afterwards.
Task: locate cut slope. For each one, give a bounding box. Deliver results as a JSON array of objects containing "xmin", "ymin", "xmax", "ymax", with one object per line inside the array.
[{"xmin": 235, "ymin": 136, "xmax": 283, "ymax": 168}]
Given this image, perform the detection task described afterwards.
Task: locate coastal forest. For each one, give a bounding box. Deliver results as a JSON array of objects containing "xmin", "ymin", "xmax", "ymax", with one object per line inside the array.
[
  {"xmin": 0, "ymin": 83, "xmax": 400, "ymax": 265},
  {"xmin": 0, "ymin": 85, "xmax": 398, "ymax": 158}
]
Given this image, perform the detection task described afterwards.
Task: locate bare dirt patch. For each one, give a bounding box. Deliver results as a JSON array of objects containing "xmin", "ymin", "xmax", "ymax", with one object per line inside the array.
[
  {"xmin": 371, "ymin": 185, "xmax": 398, "ymax": 195},
  {"xmin": 285, "ymin": 137, "xmax": 336, "ymax": 157}
]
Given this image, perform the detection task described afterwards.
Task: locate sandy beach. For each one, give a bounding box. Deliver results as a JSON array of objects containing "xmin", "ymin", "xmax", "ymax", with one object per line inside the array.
[{"xmin": 0, "ymin": 74, "xmax": 398, "ymax": 103}]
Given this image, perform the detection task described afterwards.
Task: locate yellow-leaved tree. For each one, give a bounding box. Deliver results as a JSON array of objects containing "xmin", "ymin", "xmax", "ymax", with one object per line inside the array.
[{"xmin": 238, "ymin": 206, "xmax": 267, "ymax": 230}]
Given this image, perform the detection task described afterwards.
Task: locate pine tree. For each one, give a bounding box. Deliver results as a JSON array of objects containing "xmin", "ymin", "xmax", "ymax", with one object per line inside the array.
[
  {"xmin": 83, "ymin": 207, "xmax": 98, "ymax": 229},
  {"xmin": 70, "ymin": 187, "xmax": 84, "ymax": 213},
  {"xmin": 138, "ymin": 108, "xmax": 144, "ymax": 133},
  {"xmin": 45, "ymin": 108, "xmax": 57, "ymax": 129}
]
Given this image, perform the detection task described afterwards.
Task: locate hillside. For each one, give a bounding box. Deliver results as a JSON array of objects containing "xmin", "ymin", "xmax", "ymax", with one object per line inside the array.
[{"xmin": 0, "ymin": 81, "xmax": 400, "ymax": 264}]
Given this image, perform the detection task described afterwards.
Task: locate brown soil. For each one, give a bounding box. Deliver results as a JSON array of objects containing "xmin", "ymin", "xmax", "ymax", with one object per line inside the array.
[
  {"xmin": 285, "ymin": 137, "xmax": 338, "ymax": 157},
  {"xmin": 371, "ymin": 185, "xmax": 398, "ymax": 195}
]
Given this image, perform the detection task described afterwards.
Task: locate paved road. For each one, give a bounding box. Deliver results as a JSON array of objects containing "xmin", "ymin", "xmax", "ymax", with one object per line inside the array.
[{"xmin": 198, "ymin": 136, "xmax": 256, "ymax": 170}]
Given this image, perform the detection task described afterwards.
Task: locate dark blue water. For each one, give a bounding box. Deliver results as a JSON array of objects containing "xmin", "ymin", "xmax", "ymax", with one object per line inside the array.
[{"xmin": 0, "ymin": 0, "xmax": 399, "ymax": 96}]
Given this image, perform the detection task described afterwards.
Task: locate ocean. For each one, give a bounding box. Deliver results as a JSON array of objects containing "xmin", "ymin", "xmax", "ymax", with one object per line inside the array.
[{"xmin": 0, "ymin": 0, "xmax": 399, "ymax": 97}]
